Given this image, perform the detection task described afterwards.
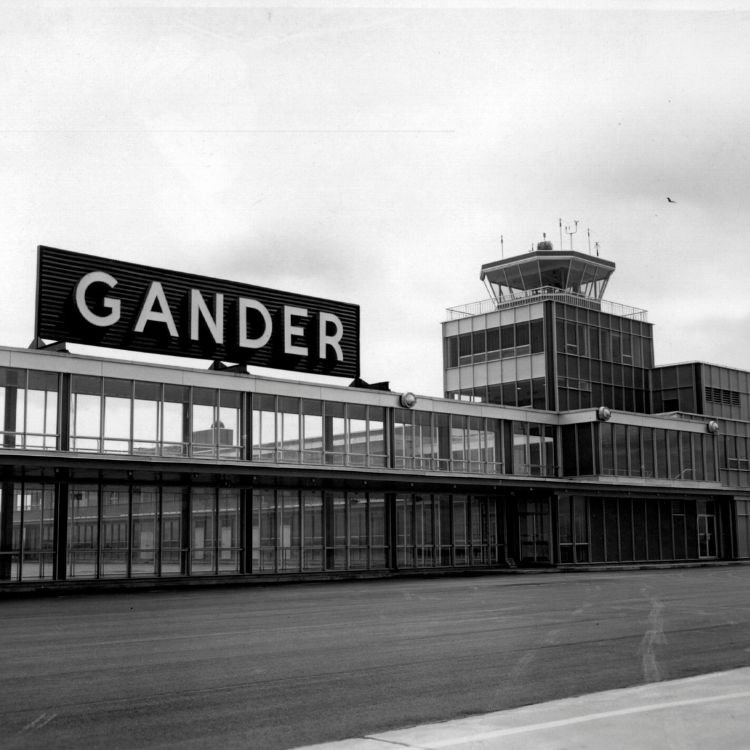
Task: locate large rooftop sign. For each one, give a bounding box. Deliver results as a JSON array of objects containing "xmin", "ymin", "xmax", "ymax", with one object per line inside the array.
[{"xmin": 35, "ymin": 246, "xmax": 360, "ymax": 377}]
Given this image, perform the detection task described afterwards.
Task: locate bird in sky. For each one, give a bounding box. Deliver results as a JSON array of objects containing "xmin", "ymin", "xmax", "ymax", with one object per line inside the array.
[{"xmin": 667, "ymin": 197, "xmax": 677, "ymax": 203}]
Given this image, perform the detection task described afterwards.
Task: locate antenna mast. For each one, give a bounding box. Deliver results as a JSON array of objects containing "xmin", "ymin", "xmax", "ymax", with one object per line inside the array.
[{"xmin": 564, "ymin": 220, "xmax": 579, "ymax": 251}]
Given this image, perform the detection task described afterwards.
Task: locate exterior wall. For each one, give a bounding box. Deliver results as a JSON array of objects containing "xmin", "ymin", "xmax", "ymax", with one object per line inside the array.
[
  {"xmin": 650, "ymin": 363, "xmax": 701, "ymax": 414},
  {"xmin": 442, "ymin": 302, "xmax": 548, "ymax": 408},
  {"xmin": 443, "ymin": 300, "xmax": 655, "ymax": 415},
  {"xmin": 556, "ymin": 495, "xmax": 730, "ymax": 564},
  {"xmin": 552, "ymin": 302, "xmax": 654, "ymax": 413}
]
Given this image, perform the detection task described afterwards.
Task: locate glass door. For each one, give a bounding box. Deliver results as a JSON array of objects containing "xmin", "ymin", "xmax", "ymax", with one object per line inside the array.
[{"xmin": 697, "ymin": 514, "xmax": 717, "ymax": 559}]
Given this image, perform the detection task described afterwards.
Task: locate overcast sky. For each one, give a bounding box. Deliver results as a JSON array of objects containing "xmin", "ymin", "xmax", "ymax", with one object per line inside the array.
[{"xmin": 2, "ymin": 1, "xmax": 750, "ymax": 398}]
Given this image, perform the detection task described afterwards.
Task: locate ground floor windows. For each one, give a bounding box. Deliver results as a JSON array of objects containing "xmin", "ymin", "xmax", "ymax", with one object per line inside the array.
[
  {"xmin": 394, "ymin": 493, "xmax": 503, "ymax": 568},
  {"xmin": 561, "ymin": 495, "xmax": 723, "ymax": 563},
  {"xmin": 65, "ymin": 484, "xmax": 242, "ymax": 579},
  {"xmin": 252, "ymin": 490, "xmax": 389, "ymax": 573},
  {"xmin": 0, "ymin": 482, "xmax": 55, "ymax": 581},
  {"xmin": 0, "ymin": 478, "xmax": 738, "ymax": 584},
  {"xmin": 558, "ymin": 496, "xmax": 589, "ymax": 563},
  {"xmin": 517, "ymin": 499, "xmax": 551, "ymax": 563}
]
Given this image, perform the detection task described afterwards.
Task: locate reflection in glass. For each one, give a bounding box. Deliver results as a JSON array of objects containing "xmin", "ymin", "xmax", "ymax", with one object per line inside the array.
[
  {"xmin": 67, "ymin": 486, "xmax": 98, "ymax": 578},
  {"xmin": 131, "ymin": 486, "xmax": 158, "ymax": 577},
  {"xmin": 101, "ymin": 485, "xmax": 129, "ymax": 577},
  {"xmin": 191, "ymin": 487, "xmax": 215, "ymax": 574},
  {"xmin": 161, "ymin": 489, "xmax": 183, "ymax": 575},
  {"xmin": 218, "ymin": 488, "xmax": 240, "ymax": 573}
]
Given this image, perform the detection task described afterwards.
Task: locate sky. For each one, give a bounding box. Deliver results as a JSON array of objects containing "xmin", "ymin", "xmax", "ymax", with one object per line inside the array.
[{"xmin": 2, "ymin": 1, "xmax": 750, "ymax": 398}]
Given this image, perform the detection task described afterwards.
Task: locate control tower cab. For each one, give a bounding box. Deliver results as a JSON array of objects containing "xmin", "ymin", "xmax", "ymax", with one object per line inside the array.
[{"xmin": 480, "ymin": 240, "xmax": 616, "ymax": 307}]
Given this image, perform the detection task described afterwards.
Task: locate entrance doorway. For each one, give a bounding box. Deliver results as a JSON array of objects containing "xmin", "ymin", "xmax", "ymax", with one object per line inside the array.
[{"xmin": 697, "ymin": 513, "xmax": 717, "ymax": 559}]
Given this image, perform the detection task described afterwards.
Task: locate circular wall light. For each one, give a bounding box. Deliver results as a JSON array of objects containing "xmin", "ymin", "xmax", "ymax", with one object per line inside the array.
[
  {"xmin": 707, "ymin": 420, "xmax": 720, "ymax": 434},
  {"xmin": 400, "ymin": 392, "xmax": 417, "ymax": 408},
  {"xmin": 596, "ymin": 406, "xmax": 612, "ymax": 421}
]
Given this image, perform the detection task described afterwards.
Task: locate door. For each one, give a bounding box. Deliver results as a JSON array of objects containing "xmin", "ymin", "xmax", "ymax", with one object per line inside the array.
[{"xmin": 698, "ymin": 514, "xmax": 717, "ymax": 559}]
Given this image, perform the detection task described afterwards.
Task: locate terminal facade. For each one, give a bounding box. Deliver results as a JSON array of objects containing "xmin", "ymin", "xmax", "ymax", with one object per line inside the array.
[{"xmin": 1, "ymin": 243, "xmax": 749, "ymax": 590}]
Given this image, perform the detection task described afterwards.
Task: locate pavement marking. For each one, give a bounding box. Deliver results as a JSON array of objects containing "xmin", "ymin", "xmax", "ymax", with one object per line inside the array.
[
  {"xmin": 639, "ymin": 597, "xmax": 666, "ymax": 683},
  {"xmin": 404, "ymin": 690, "xmax": 750, "ymax": 748},
  {"xmin": 20, "ymin": 712, "xmax": 57, "ymax": 732}
]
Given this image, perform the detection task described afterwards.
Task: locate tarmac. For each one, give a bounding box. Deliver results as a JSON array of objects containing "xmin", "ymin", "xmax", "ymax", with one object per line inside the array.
[{"xmin": 296, "ymin": 667, "xmax": 750, "ymax": 749}]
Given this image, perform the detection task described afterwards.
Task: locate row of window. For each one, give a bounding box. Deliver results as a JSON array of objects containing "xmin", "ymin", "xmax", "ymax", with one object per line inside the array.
[
  {"xmin": 554, "ymin": 318, "xmax": 653, "ymax": 368},
  {"xmin": 0, "ymin": 367, "xmax": 730, "ymax": 486},
  {"xmin": 252, "ymin": 396, "xmax": 387, "ymax": 467},
  {"xmin": 3, "ymin": 483, "xmax": 732, "ymax": 584},
  {"xmin": 557, "ymin": 384, "xmax": 649, "ymax": 413},
  {"xmin": 559, "ymin": 496, "xmax": 719, "ymax": 564},
  {"xmin": 561, "ymin": 423, "xmax": 718, "ymax": 482},
  {"xmin": 444, "ymin": 319, "xmax": 545, "ymax": 368},
  {"xmin": 447, "ymin": 377, "xmax": 548, "ymax": 409},
  {"xmin": 554, "ymin": 303, "xmax": 653, "ymax": 338},
  {"xmin": 0, "ymin": 368, "xmax": 562, "ymax": 476},
  {"xmin": 449, "ymin": 379, "xmax": 649, "ymax": 414},
  {"xmin": 0, "ymin": 484, "xmax": 507, "ymax": 581}
]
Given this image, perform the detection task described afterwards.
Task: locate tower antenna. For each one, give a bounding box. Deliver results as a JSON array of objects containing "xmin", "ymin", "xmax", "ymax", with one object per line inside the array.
[
  {"xmin": 558, "ymin": 218, "xmax": 563, "ymax": 249},
  {"xmin": 594, "ymin": 241, "xmax": 600, "ymax": 258},
  {"xmin": 587, "ymin": 228, "xmax": 592, "ymax": 255},
  {"xmin": 500, "ymin": 234, "xmax": 504, "ymax": 259},
  {"xmin": 564, "ymin": 220, "xmax": 579, "ymax": 251}
]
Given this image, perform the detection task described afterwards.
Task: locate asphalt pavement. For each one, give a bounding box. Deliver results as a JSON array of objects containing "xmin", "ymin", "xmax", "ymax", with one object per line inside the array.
[{"xmin": 2, "ymin": 566, "xmax": 750, "ymax": 749}]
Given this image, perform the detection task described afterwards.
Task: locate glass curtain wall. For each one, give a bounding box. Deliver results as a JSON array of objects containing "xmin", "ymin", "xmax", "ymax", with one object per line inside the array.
[
  {"xmin": 251, "ymin": 395, "xmax": 386, "ymax": 467},
  {"xmin": 395, "ymin": 493, "xmax": 504, "ymax": 568},
  {"xmin": 518, "ymin": 499, "xmax": 551, "ymax": 563},
  {"xmin": 0, "ymin": 482, "xmax": 55, "ymax": 581},
  {"xmin": 512, "ymin": 422, "xmax": 556, "ymax": 476},
  {"xmin": 0, "ymin": 368, "xmax": 59, "ymax": 450},
  {"xmin": 70, "ymin": 378, "xmax": 242, "ymax": 458},
  {"xmin": 599, "ymin": 423, "xmax": 718, "ymax": 480},
  {"xmin": 554, "ymin": 304, "xmax": 653, "ymax": 412},
  {"xmin": 395, "ymin": 410, "xmax": 503, "ymax": 474},
  {"xmin": 586, "ymin": 496, "xmax": 702, "ymax": 563},
  {"xmin": 65, "ymin": 483, "xmax": 240, "ymax": 579},
  {"xmin": 558, "ymin": 495, "xmax": 589, "ymax": 563},
  {"xmin": 250, "ymin": 489, "xmax": 387, "ymax": 573}
]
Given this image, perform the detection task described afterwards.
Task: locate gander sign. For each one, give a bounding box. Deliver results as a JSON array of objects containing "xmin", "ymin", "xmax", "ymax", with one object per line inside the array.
[{"xmin": 35, "ymin": 246, "xmax": 360, "ymax": 377}]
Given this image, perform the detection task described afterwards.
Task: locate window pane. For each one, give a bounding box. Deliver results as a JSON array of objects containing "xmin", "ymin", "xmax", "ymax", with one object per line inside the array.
[
  {"xmin": 103, "ymin": 396, "xmax": 131, "ymax": 452},
  {"xmin": 71, "ymin": 393, "xmax": 101, "ymax": 451},
  {"xmin": 303, "ymin": 491, "xmax": 324, "ymax": 571},
  {"xmin": 134, "ymin": 397, "xmax": 159, "ymax": 454},
  {"xmin": 68, "ymin": 486, "xmax": 98, "ymax": 578},
  {"xmin": 279, "ymin": 490, "xmax": 300, "ymax": 571},
  {"xmin": 101, "ymin": 486, "xmax": 129, "ymax": 577},
  {"xmin": 191, "ymin": 488, "xmax": 215, "ymax": 574},
  {"xmin": 191, "ymin": 403, "xmax": 216, "ymax": 457},
  {"xmin": 131, "ymin": 486, "xmax": 158, "ymax": 577},
  {"xmin": 218, "ymin": 489, "xmax": 240, "ymax": 573},
  {"xmin": 161, "ymin": 489, "xmax": 184, "ymax": 576}
]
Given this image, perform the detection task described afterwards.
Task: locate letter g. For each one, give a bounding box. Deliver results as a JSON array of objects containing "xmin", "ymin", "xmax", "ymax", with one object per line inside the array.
[{"xmin": 75, "ymin": 271, "xmax": 121, "ymax": 327}]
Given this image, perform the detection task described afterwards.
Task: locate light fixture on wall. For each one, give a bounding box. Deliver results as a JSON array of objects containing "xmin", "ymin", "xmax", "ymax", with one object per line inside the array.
[
  {"xmin": 707, "ymin": 420, "xmax": 720, "ymax": 434},
  {"xmin": 596, "ymin": 406, "xmax": 612, "ymax": 421},
  {"xmin": 400, "ymin": 392, "xmax": 417, "ymax": 408}
]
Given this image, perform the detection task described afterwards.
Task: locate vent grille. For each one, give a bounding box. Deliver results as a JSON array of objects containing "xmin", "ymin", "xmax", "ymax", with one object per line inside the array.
[{"xmin": 705, "ymin": 386, "xmax": 741, "ymax": 407}]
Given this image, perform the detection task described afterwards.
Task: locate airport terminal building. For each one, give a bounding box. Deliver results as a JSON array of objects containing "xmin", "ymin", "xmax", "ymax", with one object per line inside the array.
[{"xmin": 2, "ymin": 242, "xmax": 750, "ymax": 591}]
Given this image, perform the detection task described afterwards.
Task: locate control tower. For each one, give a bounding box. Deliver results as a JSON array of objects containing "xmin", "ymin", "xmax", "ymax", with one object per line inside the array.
[{"xmin": 443, "ymin": 239, "xmax": 654, "ymax": 412}]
